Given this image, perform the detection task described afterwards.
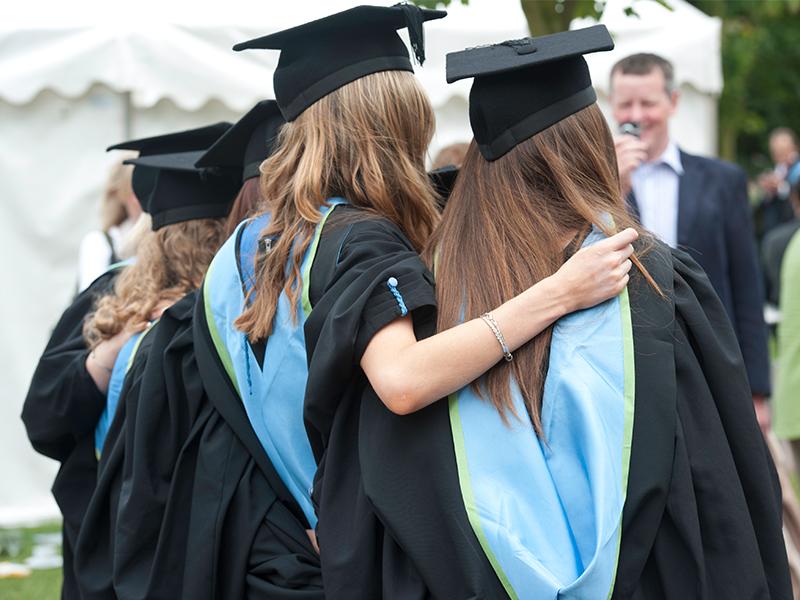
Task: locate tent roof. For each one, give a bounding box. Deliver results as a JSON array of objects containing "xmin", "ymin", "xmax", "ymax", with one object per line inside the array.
[
  {"xmin": 0, "ymin": 0, "xmax": 528, "ymax": 111},
  {"xmin": 1, "ymin": 0, "xmax": 720, "ymax": 110}
]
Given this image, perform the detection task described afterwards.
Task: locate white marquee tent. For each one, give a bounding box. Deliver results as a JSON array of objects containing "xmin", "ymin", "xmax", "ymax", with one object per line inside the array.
[{"xmin": 0, "ymin": 0, "xmax": 720, "ymax": 524}]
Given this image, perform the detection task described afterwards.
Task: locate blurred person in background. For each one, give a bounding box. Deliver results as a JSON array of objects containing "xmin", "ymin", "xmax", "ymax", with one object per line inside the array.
[
  {"xmin": 773, "ymin": 214, "xmax": 800, "ymax": 471},
  {"xmin": 77, "ymin": 158, "xmax": 142, "ymax": 292},
  {"xmin": 762, "ymin": 181, "xmax": 800, "ymax": 309},
  {"xmin": 430, "ymin": 143, "xmax": 468, "ymax": 211},
  {"xmin": 754, "ymin": 127, "xmax": 800, "ymax": 248},
  {"xmin": 610, "ymin": 52, "xmax": 771, "ymax": 429},
  {"xmin": 431, "ymin": 141, "xmax": 469, "ymax": 169}
]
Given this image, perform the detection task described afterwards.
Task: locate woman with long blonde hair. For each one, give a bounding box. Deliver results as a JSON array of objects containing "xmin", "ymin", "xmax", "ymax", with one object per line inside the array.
[{"xmin": 332, "ymin": 26, "xmax": 791, "ymax": 599}]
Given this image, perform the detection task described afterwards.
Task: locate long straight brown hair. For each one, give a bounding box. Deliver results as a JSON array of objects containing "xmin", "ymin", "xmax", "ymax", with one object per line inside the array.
[
  {"xmin": 235, "ymin": 70, "xmax": 440, "ymax": 341},
  {"xmin": 425, "ymin": 103, "xmax": 656, "ymax": 434}
]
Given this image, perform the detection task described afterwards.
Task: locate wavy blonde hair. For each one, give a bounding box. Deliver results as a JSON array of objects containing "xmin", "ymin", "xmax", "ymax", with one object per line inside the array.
[
  {"xmin": 83, "ymin": 217, "xmax": 226, "ymax": 349},
  {"xmin": 235, "ymin": 69, "xmax": 440, "ymax": 342}
]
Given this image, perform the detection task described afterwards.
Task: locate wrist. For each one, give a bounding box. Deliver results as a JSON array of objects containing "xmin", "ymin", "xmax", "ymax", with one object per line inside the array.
[{"xmin": 536, "ymin": 275, "xmax": 572, "ymax": 318}]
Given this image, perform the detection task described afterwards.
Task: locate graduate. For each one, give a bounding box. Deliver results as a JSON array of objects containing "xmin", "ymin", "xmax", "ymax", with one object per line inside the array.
[
  {"xmin": 310, "ymin": 26, "xmax": 791, "ymax": 598},
  {"xmin": 76, "ymin": 100, "xmax": 305, "ymax": 600},
  {"xmin": 21, "ymin": 123, "xmax": 230, "ymax": 600},
  {"xmin": 71, "ymin": 146, "xmax": 239, "ymax": 600}
]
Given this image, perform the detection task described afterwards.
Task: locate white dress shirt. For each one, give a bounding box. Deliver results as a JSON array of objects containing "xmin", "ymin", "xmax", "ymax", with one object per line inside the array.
[{"xmin": 630, "ymin": 141, "xmax": 684, "ymax": 248}]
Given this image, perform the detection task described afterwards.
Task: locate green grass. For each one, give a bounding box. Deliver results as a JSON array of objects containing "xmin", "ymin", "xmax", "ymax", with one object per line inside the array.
[{"xmin": 0, "ymin": 523, "xmax": 62, "ymax": 600}]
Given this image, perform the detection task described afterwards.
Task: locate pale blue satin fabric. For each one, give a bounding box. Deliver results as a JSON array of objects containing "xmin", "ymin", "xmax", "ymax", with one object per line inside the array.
[
  {"xmin": 95, "ymin": 330, "xmax": 144, "ymax": 457},
  {"xmin": 204, "ymin": 201, "xmax": 345, "ymax": 528},
  {"xmin": 450, "ymin": 228, "xmax": 632, "ymax": 599}
]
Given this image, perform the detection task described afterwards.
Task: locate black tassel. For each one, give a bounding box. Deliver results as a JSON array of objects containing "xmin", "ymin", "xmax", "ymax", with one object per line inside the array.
[{"xmin": 395, "ymin": 2, "xmax": 426, "ymax": 65}]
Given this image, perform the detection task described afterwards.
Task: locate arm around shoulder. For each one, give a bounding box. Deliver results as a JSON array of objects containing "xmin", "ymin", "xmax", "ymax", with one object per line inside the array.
[{"xmin": 361, "ymin": 228, "xmax": 639, "ymax": 415}]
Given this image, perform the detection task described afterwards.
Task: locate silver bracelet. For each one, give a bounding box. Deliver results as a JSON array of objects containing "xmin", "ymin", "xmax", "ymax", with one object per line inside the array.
[{"xmin": 480, "ymin": 312, "xmax": 513, "ymax": 362}]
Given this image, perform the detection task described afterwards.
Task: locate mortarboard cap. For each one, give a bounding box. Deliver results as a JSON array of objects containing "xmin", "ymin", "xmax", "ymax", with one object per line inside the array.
[
  {"xmin": 130, "ymin": 166, "xmax": 158, "ymax": 209},
  {"xmin": 106, "ymin": 122, "xmax": 232, "ymax": 155},
  {"xmin": 446, "ymin": 25, "xmax": 614, "ymax": 161},
  {"xmin": 233, "ymin": 4, "xmax": 446, "ymax": 121},
  {"xmin": 195, "ymin": 101, "xmax": 285, "ymax": 183},
  {"xmin": 124, "ymin": 151, "xmax": 240, "ymax": 230},
  {"xmin": 108, "ymin": 122, "xmax": 232, "ymax": 210}
]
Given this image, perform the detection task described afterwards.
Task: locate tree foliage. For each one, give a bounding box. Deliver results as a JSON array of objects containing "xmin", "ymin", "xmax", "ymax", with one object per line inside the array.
[
  {"xmin": 412, "ymin": 0, "xmax": 601, "ymax": 35},
  {"xmin": 690, "ymin": 0, "xmax": 800, "ymax": 172}
]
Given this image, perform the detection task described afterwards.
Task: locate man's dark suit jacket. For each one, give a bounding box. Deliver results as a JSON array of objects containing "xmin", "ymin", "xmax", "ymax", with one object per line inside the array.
[{"xmin": 628, "ymin": 149, "xmax": 771, "ymax": 395}]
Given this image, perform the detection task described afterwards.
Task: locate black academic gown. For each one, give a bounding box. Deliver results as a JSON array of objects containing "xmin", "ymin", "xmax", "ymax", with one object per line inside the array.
[
  {"xmin": 304, "ymin": 233, "xmax": 791, "ymax": 599},
  {"xmin": 303, "ymin": 212, "xmax": 441, "ymax": 598},
  {"xmin": 76, "ymin": 286, "xmax": 322, "ymax": 600},
  {"xmin": 72, "ymin": 324, "xmax": 154, "ymax": 600},
  {"xmin": 21, "ymin": 268, "xmax": 121, "ymax": 600}
]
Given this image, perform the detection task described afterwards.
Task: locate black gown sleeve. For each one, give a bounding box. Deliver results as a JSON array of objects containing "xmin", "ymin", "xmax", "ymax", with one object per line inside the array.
[
  {"xmin": 304, "ymin": 213, "xmax": 437, "ymax": 459},
  {"xmin": 21, "ymin": 269, "xmax": 120, "ymax": 600},
  {"xmin": 110, "ymin": 291, "xmax": 208, "ymax": 600},
  {"xmin": 22, "ymin": 269, "xmax": 118, "ymax": 460},
  {"xmin": 671, "ymin": 249, "xmax": 787, "ymax": 598}
]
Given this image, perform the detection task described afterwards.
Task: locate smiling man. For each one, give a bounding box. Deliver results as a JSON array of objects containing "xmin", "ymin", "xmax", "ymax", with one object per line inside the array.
[{"xmin": 610, "ymin": 53, "xmax": 771, "ymax": 425}]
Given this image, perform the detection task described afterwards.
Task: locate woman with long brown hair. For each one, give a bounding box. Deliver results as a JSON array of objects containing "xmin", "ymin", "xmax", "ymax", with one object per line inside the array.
[
  {"xmin": 84, "ymin": 150, "xmax": 238, "ymax": 453},
  {"xmin": 328, "ymin": 26, "xmax": 791, "ymax": 599}
]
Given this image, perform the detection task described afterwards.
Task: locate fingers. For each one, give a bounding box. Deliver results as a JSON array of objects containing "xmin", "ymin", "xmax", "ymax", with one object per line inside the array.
[
  {"xmin": 614, "ymin": 135, "xmax": 648, "ymax": 155},
  {"xmin": 615, "ymin": 137, "xmax": 647, "ymax": 175},
  {"xmin": 596, "ymin": 228, "xmax": 638, "ymax": 252},
  {"xmin": 616, "ymin": 245, "xmax": 635, "ymax": 264},
  {"xmin": 610, "ymin": 258, "xmax": 632, "ymax": 278},
  {"xmin": 607, "ymin": 261, "xmax": 631, "ymax": 296},
  {"xmin": 607, "ymin": 247, "xmax": 634, "ymax": 269},
  {"xmin": 614, "ymin": 259, "xmax": 633, "ymax": 294}
]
